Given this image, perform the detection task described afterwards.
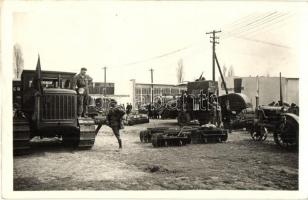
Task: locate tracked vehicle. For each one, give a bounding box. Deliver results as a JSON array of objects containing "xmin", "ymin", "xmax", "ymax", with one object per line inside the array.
[{"xmin": 13, "ymin": 57, "xmax": 97, "ymax": 154}]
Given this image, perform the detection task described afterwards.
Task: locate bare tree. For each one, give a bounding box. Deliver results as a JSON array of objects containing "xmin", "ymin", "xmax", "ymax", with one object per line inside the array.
[
  {"xmin": 176, "ymin": 58, "xmax": 184, "ymax": 84},
  {"xmin": 222, "ymin": 64, "xmax": 227, "ymax": 78},
  {"xmin": 228, "ymin": 65, "xmax": 235, "ymax": 77},
  {"xmin": 13, "ymin": 44, "xmax": 24, "ymax": 79}
]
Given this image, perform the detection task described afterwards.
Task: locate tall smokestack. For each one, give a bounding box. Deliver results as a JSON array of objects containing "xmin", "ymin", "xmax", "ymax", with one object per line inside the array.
[
  {"xmin": 256, "ymin": 76, "xmax": 259, "ymax": 108},
  {"xmin": 279, "ymin": 72, "xmax": 283, "ymax": 106},
  {"xmin": 234, "ymin": 78, "xmax": 242, "ymax": 93}
]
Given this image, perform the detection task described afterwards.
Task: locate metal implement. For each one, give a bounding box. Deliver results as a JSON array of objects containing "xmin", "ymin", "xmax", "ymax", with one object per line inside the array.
[
  {"xmin": 151, "ymin": 127, "xmax": 194, "ymax": 147},
  {"xmin": 140, "ymin": 125, "xmax": 228, "ymax": 148},
  {"xmin": 124, "ymin": 113, "xmax": 149, "ymax": 126},
  {"xmin": 140, "ymin": 127, "xmax": 170, "ymax": 143},
  {"xmin": 190, "ymin": 126, "xmax": 228, "ymax": 144}
]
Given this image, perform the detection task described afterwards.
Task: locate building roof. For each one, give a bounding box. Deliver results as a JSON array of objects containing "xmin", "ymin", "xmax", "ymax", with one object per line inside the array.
[{"xmin": 135, "ymin": 82, "xmax": 187, "ymax": 87}]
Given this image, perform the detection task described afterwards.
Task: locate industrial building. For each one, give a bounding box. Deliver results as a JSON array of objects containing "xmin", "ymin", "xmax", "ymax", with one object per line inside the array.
[
  {"xmin": 89, "ymin": 82, "xmax": 115, "ymax": 95},
  {"xmin": 130, "ymin": 79, "xmax": 187, "ymax": 109},
  {"xmin": 218, "ymin": 76, "xmax": 299, "ymax": 108}
]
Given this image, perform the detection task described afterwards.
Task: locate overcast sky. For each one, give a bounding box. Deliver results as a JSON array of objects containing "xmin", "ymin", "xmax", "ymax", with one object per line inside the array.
[{"xmin": 12, "ymin": 1, "xmax": 304, "ymax": 94}]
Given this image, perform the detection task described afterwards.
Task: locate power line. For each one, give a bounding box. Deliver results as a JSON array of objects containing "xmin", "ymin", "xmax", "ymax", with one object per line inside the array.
[
  {"xmin": 224, "ymin": 13, "xmax": 291, "ymax": 38},
  {"xmin": 108, "ymin": 12, "xmax": 294, "ymax": 69},
  {"xmin": 223, "ymin": 12, "xmax": 283, "ymax": 36},
  {"xmin": 223, "ymin": 12, "xmax": 284, "ymax": 37},
  {"xmin": 222, "ymin": 12, "xmax": 270, "ymax": 29},
  {"xmin": 240, "ymin": 13, "xmax": 295, "ymax": 38},
  {"xmin": 110, "ymin": 42, "xmax": 198, "ymax": 68},
  {"xmin": 221, "ymin": 12, "xmax": 294, "ymax": 49},
  {"xmin": 222, "ymin": 12, "xmax": 277, "ymax": 34},
  {"xmin": 229, "ymin": 35, "xmax": 291, "ymax": 49}
]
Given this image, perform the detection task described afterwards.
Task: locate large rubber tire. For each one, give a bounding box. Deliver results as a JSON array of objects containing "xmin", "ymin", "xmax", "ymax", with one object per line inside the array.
[
  {"xmin": 273, "ymin": 114, "xmax": 298, "ymax": 149},
  {"xmin": 250, "ymin": 125, "xmax": 268, "ymax": 141}
]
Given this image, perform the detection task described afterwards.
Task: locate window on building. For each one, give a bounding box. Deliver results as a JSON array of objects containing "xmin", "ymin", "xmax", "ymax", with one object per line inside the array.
[
  {"xmin": 136, "ymin": 88, "xmax": 141, "ymax": 95},
  {"xmin": 154, "ymin": 88, "xmax": 160, "ymax": 95}
]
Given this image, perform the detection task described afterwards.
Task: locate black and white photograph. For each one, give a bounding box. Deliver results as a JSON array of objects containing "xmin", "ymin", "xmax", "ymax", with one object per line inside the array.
[{"xmin": 1, "ymin": 0, "xmax": 308, "ymax": 199}]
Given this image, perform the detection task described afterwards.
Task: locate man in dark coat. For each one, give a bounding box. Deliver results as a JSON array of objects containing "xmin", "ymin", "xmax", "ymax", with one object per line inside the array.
[
  {"xmin": 107, "ymin": 99, "xmax": 125, "ymax": 149},
  {"xmin": 72, "ymin": 67, "xmax": 93, "ymax": 117}
]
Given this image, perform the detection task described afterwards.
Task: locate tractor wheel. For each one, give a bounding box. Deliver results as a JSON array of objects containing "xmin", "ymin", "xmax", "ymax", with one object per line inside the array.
[
  {"xmin": 274, "ymin": 114, "xmax": 298, "ymax": 149},
  {"xmin": 250, "ymin": 125, "xmax": 268, "ymax": 141}
]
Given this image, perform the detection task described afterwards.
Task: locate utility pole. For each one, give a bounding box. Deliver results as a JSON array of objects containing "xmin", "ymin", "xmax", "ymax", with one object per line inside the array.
[
  {"xmin": 206, "ymin": 30, "xmax": 221, "ymax": 81},
  {"xmin": 150, "ymin": 68, "xmax": 154, "ymax": 106},
  {"xmin": 103, "ymin": 66, "xmax": 107, "ymax": 95}
]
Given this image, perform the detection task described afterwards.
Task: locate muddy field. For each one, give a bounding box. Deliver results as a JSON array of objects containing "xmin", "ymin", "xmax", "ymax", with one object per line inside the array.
[{"xmin": 13, "ymin": 119, "xmax": 298, "ymax": 190}]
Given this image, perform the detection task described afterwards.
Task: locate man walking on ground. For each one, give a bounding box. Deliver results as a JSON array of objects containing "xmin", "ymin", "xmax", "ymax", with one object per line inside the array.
[
  {"xmin": 107, "ymin": 99, "xmax": 125, "ymax": 149},
  {"xmin": 72, "ymin": 67, "xmax": 93, "ymax": 117}
]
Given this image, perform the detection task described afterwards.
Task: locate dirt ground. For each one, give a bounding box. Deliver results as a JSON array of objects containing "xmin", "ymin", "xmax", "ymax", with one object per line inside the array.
[{"xmin": 13, "ymin": 119, "xmax": 298, "ymax": 190}]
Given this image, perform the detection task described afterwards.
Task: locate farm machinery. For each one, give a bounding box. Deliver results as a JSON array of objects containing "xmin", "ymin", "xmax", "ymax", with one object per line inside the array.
[
  {"xmin": 124, "ymin": 112, "xmax": 149, "ymax": 126},
  {"xmin": 139, "ymin": 74, "xmax": 250, "ymax": 147},
  {"xmin": 140, "ymin": 125, "xmax": 227, "ymax": 147},
  {"xmin": 13, "ymin": 57, "xmax": 98, "ymax": 154},
  {"xmin": 249, "ymin": 74, "xmax": 299, "ymax": 149}
]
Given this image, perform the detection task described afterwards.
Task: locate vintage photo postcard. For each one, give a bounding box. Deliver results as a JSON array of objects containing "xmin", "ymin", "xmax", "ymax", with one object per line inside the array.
[{"xmin": 1, "ymin": 0, "xmax": 308, "ymax": 199}]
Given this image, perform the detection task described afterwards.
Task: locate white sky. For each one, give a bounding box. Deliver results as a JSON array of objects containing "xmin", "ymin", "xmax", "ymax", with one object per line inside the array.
[{"xmin": 12, "ymin": 1, "xmax": 304, "ymax": 94}]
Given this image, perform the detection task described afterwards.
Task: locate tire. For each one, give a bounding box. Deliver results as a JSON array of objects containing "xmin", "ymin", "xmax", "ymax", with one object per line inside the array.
[{"xmin": 274, "ymin": 114, "xmax": 298, "ymax": 149}]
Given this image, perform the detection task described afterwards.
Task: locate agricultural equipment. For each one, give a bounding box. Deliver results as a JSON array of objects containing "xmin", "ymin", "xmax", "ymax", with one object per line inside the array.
[
  {"xmin": 249, "ymin": 73, "xmax": 299, "ymax": 149},
  {"xmin": 140, "ymin": 125, "xmax": 227, "ymax": 147},
  {"xmin": 176, "ymin": 78, "xmax": 251, "ymax": 129},
  {"xmin": 140, "ymin": 127, "xmax": 171, "ymax": 143},
  {"xmin": 124, "ymin": 112, "xmax": 149, "ymax": 126},
  {"xmin": 250, "ymin": 104, "xmax": 299, "ymax": 148},
  {"xmin": 159, "ymin": 100, "xmax": 178, "ymax": 119},
  {"xmin": 151, "ymin": 126, "xmax": 197, "ymax": 147},
  {"xmin": 13, "ymin": 57, "xmax": 98, "ymax": 154},
  {"xmin": 190, "ymin": 124, "xmax": 228, "ymax": 144}
]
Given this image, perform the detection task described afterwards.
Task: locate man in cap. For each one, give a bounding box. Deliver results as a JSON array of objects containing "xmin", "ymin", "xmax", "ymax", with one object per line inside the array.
[
  {"xmin": 107, "ymin": 99, "xmax": 125, "ymax": 149},
  {"xmin": 72, "ymin": 67, "xmax": 93, "ymax": 117}
]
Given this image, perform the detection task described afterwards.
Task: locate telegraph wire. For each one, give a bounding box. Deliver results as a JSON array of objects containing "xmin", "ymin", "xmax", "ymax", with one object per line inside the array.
[
  {"xmin": 111, "ymin": 13, "xmax": 284, "ymax": 68},
  {"xmin": 221, "ymin": 12, "xmax": 273, "ymax": 30},
  {"xmin": 240, "ymin": 13, "xmax": 295, "ymax": 38},
  {"xmin": 224, "ymin": 13, "xmax": 291, "ymax": 38},
  {"xmin": 229, "ymin": 35, "xmax": 291, "ymax": 49},
  {"xmin": 222, "ymin": 12, "xmax": 277, "ymax": 34},
  {"xmin": 107, "ymin": 11, "xmax": 295, "ymax": 69},
  {"xmin": 222, "ymin": 12, "xmax": 286, "ymax": 37}
]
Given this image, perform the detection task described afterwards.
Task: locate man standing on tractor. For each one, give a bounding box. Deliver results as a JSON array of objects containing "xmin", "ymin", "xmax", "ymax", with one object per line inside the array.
[
  {"xmin": 107, "ymin": 99, "xmax": 125, "ymax": 149},
  {"xmin": 72, "ymin": 67, "xmax": 93, "ymax": 117}
]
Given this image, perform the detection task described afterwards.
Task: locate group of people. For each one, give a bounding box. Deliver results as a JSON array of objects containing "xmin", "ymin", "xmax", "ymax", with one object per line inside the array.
[
  {"xmin": 72, "ymin": 68, "xmax": 125, "ymax": 149},
  {"xmin": 147, "ymin": 104, "xmax": 161, "ymax": 119},
  {"xmin": 126, "ymin": 103, "xmax": 133, "ymax": 115}
]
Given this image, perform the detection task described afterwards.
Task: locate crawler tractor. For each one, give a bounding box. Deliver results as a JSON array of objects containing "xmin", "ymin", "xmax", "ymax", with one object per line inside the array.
[{"xmin": 13, "ymin": 57, "xmax": 97, "ymax": 154}]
